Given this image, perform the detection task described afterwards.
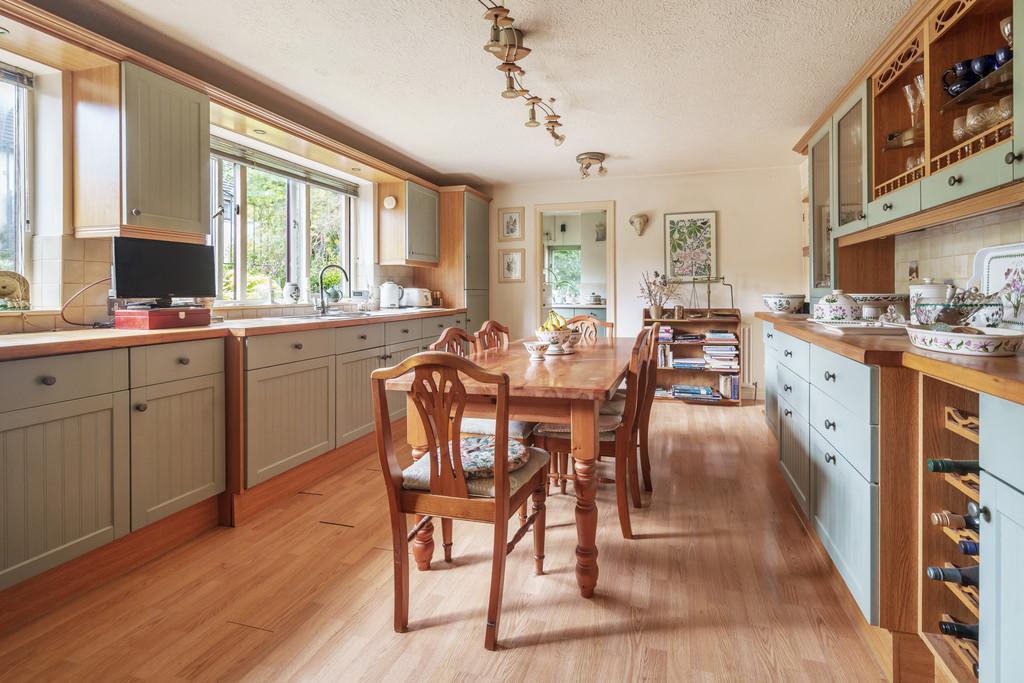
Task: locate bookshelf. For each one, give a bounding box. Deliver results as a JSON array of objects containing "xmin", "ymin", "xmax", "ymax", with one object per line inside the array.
[{"xmin": 643, "ymin": 307, "xmax": 743, "ymax": 406}]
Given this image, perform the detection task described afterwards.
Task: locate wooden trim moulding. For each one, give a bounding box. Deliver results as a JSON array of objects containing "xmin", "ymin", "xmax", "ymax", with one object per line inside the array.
[
  {"xmin": 74, "ymin": 225, "xmax": 209, "ymax": 244},
  {"xmin": 439, "ymin": 184, "xmax": 492, "ymax": 202}
]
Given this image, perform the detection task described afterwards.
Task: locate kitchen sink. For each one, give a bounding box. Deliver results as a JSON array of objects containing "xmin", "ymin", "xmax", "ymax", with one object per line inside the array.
[{"xmin": 267, "ymin": 311, "xmax": 372, "ymax": 321}]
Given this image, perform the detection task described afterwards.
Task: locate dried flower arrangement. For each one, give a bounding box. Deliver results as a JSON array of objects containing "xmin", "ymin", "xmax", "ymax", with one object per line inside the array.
[{"xmin": 639, "ymin": 270, "xmax": 679, "ymax": 318}]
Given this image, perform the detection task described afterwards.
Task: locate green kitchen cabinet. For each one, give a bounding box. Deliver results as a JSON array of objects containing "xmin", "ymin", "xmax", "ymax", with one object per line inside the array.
[
  {"xmin": 405, "ymin": 181, "xmax": 440, "ymax": 264},
  {"xmin": 778, "ymin": 395, "xmax": 811, "ymax": 517},
  {"xmin": 922, "ymin": 141, "xmax": 1014, "ymax": 210},
  {"xmin": 465, "ymin": 192, "xmax": 490, "ymax": 290},
  {"xmin": 384, "ymin": 339, "xmax": 424, "ymax": 421},
  {"xmin": 465, "ymin": 290, "xmax": 489, "ymax": 333},
  {"xmin": 867, "ymin": 182, "xmax": 921, "ymax": 227},
  {"xmin": 336, "ymin": 346, "xmax": 387, "ymax": 447},
  {"xmin": 979, "ymin": 472, "xmax": 1024, "ymax": 683},
  {"xmin": 808, "ymin": 121, "xmax": 835, "ymax": 301},
  {"xmin": 832, "ymin": 84, "xmax": 871, "ymax": 238}
]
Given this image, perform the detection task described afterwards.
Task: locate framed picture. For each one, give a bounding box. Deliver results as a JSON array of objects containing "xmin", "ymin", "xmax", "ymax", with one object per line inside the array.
[
  {"xmin": 498, "ymin": 207, "xmax": 524, "ymax": 241},
  {"xmin": 664, "ymin": 211, "xmax": 717, "ymax": 280},
  {"xmin": 498, "ymin": 248, "xmax": 525, "ymax": 282}
]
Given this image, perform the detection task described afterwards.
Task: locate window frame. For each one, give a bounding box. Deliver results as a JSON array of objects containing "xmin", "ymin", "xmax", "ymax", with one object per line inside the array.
[{"xmin": 0, "ymin": 76, "xmax": 31, "ymax": 277}]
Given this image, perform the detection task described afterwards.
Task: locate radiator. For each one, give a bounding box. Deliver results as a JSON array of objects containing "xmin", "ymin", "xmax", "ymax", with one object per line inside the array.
[{"xmin": 741, "ymin": 323, "xmax": 753, "ymax": 387}]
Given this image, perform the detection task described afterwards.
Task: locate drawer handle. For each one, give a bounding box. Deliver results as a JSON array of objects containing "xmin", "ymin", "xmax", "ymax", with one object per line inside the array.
[
  {"xmin": 766, "ymin": 333, "xmax": 773, "ymax": 339},
  {"xmin": 39, "ymin": 375, "xmax": 57, "ymax": 386},
  {"xmin": 177, "ymin": 357, "xmax": 190, "ymax": 366},
  {"xmin": 882, "ymin": 202, "xmax": 893, "ymax": 211},
  {"xmin": 293, "ymin": 343, "xmax": 304, "ymax": 350},
  {"xmin": 824, "ymin": 419, "xmax": 836, "ymax": 431},
  {"xmin": 783, "ymin": 384, "xmax": 792, "ymax": 392},
  {"xmin": 784, "ymin": 350, "xmax": 793, "ymax": 358},
  {"xmin": 824, "ymin": 370, "xmax": 836, "ymax": 382},
  {"xmin": 135, "ymin": 403, "xmax": 148, "ymax": 412},
  {"xmin": 783, "ymin": 409, "xmax": 792, "ymax": 417},
  {"xmin": 1006, "ymin": 151, "xmax": 1023, "ymax": 165},
  {"xmin": 948, "ymin": 174, "xmax": 963, "ymax": 186},
  {"xmin": 979, "ymin": 505, "xmax": 992, "ymax": 523},
  {"xmin": 825, "ymin": 453, "xmax": 836, "ymax": 465},
  {"xmin": 401, "ymin": 328, "xmax": 410, "ymax": 334},
  {"xmin": 359, "ymin": 334, "xmax": 368, "ymax": 340}
]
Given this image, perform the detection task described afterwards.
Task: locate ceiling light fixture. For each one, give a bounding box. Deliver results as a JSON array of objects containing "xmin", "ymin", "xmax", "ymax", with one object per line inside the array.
[
  {"xmin": 477, "ymin": 1, "xmax": 565, "ymax": 146},
  {"xmin": 576, "ymin": 152, "xmax": 608, "ymax": 179},
  {"xmin": 252, "ymin": 129, "xmax": 267, "ymax": 135},
  {"xmin": 0, "ymin": 27, "xmax": 9, "ymax": 36}
]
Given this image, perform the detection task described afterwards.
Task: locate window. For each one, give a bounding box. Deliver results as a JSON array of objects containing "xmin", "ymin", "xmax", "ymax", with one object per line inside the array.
[
  {"xmin": 210, "ymin": 142, "xmax": 357, "ymax": 304},
  {"xmin": 547, "ymin": 246, "xmax": 581, "ymax": 299},
  {"xmin": 0, "ymin": 64, "xmax": 31, "ymax": 274}
]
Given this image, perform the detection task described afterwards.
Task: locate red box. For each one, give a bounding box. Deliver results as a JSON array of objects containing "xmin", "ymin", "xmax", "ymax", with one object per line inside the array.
[{"xmin": 114, "ymin": 307, "xmax": 212, "ymax": 330}]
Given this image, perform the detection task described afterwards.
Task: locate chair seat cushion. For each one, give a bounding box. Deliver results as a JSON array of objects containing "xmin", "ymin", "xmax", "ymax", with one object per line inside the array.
[
  {"xmin": 402, "ymin": 445, "xmax": 551, "ymax": 498},
  {"xmin": 460, "ymin": 417, "xmax": 537, "ymax": 440},
  {"xmin": 534, "ymin": 413, "xmax": 622, "ymax": 436},
  {"xmin": 600, "ymin": 388, "xmax": 628, "ymax": 416}
]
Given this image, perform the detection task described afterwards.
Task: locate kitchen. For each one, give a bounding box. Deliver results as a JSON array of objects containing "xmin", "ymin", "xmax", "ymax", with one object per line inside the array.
[{"xmin": 0, "ymin": 0, "xmax": 1022, "ymax": 681}]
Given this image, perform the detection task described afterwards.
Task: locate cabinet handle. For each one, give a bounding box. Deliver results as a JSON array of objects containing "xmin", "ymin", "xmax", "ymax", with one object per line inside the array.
[
  {"xmin": 783, "ymin": 384, "xmax": 792, "ymax": 392},
  {"xmin": 358, "ymin": 334, "xmax": 368, "ymax": 340},
  {"xmin": 177, "ymin": 357, "xmax": 190, "ymax": 366},
  {"xmin": 766, "ymin": 333, "xmax": 773, "ymax": 339},
  {"xmin": 293, "ymin": 342, "xmax": 304, "ymax": 350},
  {"xmin": 978, "ymin": 505, "xmax": 992, "ymax": 523},
  {"xmin": 825, "ymin": 453, "xmax": 837, "ymax": 465},
  {"xmin": 824, "ymin": 418, "xmax": 836, "ymax": 431},
  {"xmin": 824, "ymin": 370, "xmax": 836, "ymax": 382},
  {"xmin": 135, "ymin": 403, "xmax": 148, "ymax": 412},
  {"xmin": 858, "ymin": 212, "xmax": 866, "ymax": 220},
  {"xmin": 131, "ymin": 208, "xmax": 142, "ymax": 216},
  {"xmin": 948, "ymin": 175, "xmax": 963, "ymax": 186},
  {"xmin": 784, "ymin": 350, "xmax": 793, "ymax": 358},
  {"xmin": 401, "ymin": 328, "xmax": 410, "ymax": 334},
  {"xmin": 783, "ymin": 409, "xmax": 792, "ymax": 417},
  {"xmin": 882, "ymin": 202, "xmax": 893, "ymax": 211},
  {"xmin": 39, "ymin": 375, "xmax": 57, "ymax": 386},
  {"xmin": 1006, "ymin": 151, "xmax": 1023, "ymax": 165}
]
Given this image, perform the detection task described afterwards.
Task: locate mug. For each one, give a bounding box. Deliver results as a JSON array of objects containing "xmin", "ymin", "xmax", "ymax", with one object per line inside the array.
[
  {"xmin": 942, "ymin": 63, "xmax": 977, "ymax": 95},
  {"xmin": 952, "ymin": 60, "xmax": 974, "ymax": 78},
  {"xmin": 971, "ymin": 54, "xmax": 996, "ymax": 77},
  {"xmin": 996, "ymin": 46, "xmax": 1013, "ymax": 67},
  {"xmin": 945, "ymin": 77, "xmax": 976, "ymax": 97}
]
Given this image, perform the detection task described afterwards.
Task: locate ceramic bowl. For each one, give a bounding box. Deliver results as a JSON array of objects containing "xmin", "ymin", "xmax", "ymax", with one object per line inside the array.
[
  {"xmin": 912, "ymin": 302, "xmax": 1004, "ymax": 327},
  {"xmin": 536, "ymin": 328, "xmax": 570, "ymax": 349},
  {"xmin": 850, "ymin": 293, "xmax": 910, "ymax": 320},
  {"xmin": 906, "ymin": 325, "xmax": 1024, "ymax": 356},
  {"xmin": 813, "ymin": 290, "xmax": 863, "ymax": 322},
  {"xmin": 565, "ymin": 329, "xmax": 583, "ymax": 348},
  {"xmin": 523, "ymin": 341, "xmax": 550, "ymax": 360},
  {"xmin": 762, "ymin": 293, "xmax": 806, "ymax": 315}
]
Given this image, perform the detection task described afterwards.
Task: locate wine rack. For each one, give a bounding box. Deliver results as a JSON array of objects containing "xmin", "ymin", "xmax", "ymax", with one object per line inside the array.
[{"xmin": 920, "ymin": 376, "xmax": 981, "ymax": 682}]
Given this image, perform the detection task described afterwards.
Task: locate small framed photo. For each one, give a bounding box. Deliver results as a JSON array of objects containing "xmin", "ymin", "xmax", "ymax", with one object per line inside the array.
[
  {"xmin": 498, "ymin": 206, "xmax": 525, "ymax": 242},
  {"xmin": 498, "ymin": 248, "xmax": 525, "ymax": 283}
]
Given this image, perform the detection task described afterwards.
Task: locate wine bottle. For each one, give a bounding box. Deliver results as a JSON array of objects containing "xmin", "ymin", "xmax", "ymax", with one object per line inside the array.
[
  {"xmin": 958, "ymin": 539, "xmax": 980, "ymax": 555},
  {"xmin": 930, "ymin": 502, "xmax": 983, "ymax": 532},
  {"xmin": 926, "ymin": 564, "xmax": 979, "ymax": 587},
  {"xmin": 927, "ymin": 459, "xmax": 980, "ymax": 475},
  {"xmin": 938, "ymin": 620, "xmax": 978, "ymax": 641}
]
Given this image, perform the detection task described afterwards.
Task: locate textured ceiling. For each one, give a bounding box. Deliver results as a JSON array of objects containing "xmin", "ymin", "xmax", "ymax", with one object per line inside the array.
[{"xmin": 87, "ymin": 0, "xmax": 914, "ymax": 185}]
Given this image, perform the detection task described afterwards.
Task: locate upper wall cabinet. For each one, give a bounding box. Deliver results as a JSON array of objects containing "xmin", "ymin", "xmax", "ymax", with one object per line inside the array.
[
  {"xmin": 73, "ymin": 62, "xmax": 211, "ymax": 243},
  {"xmin": 808, "ymin": 122, "xmax": 835, "ymax": 300},
  {"xmin": 378, "ymin": 180, "xmax": 440, "ymax": 267},
  {"xmin": 833, "ymin": 84, "xmax": 870, "ymax": 238}
]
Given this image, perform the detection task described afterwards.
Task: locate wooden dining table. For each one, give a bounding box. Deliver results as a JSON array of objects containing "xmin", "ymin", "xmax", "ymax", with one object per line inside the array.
[{"xmin": 386, "ymin": 337, "xmax": 634, "ymax": 598}]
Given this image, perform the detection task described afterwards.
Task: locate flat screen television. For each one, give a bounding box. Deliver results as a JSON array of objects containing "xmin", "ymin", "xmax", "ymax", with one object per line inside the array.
[{"xmin": 112, "ymin": 237, "xmax": 216, "ymax": 303}]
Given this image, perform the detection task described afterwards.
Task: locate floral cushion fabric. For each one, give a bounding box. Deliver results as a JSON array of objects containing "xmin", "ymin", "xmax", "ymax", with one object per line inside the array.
[{"xmin": 401, "ymin": 437, "xmax": 530, "ymax": 493}]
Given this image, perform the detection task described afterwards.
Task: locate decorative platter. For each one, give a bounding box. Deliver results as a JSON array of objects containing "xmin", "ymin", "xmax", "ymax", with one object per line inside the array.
[
  {"xmin": 905, "ymin": 324, "xmax": 1024, "ymax": 356},
  {"xmin": 969, "ymin": 241, "xmax": 1024, "ymax": 329},
  {"xmin": 811, "ymin": 320, "xmax": 907, "ymax": 335}
]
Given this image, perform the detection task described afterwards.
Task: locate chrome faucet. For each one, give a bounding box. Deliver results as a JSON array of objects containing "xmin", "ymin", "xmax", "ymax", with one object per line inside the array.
[{"xmin": 315, "ymin": 264, "xmax": 350, "ymax": 315}]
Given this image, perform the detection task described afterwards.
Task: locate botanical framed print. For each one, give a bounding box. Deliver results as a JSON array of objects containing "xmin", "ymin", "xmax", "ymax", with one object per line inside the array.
[
  {"xmin": 664, "ymin": 211, "xmax": 717, "ymax": 280},
  {"xmin": 498, "ymin": 207, "xmax": 524, "ymax": 242},
  {"xmin": 498, "ymin": 248, "xmax": 525, "ymax": 283}
]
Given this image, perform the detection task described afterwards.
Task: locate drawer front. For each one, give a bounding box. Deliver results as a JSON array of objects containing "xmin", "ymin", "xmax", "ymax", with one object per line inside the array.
[
  {"xmin": 810, "ymin": 345, "xmax": 878, "ymax": 424},
  {"xmin": 245, "ymin": 329, "xmax": 333, "ymax": 370},
  {"xmin": 778, "ymin": 394, "xmax": 810, "ymax": 516},
  {"xmin": 810, "ymin": 385, "xmax": 878, "ymax": 482},
  {"xmin": 980, "ymin": 393, "xmax": 1024, "ymax": 493},
  {"xmin": 0, "ymin": 349, "xmax": 129, "ymax": 413},
  {"xmin": 776, "ymin": 363, "xmax": 809, "ymax": 418},
  {"xmin": 764, "ymin": 346, "xmax": 779, "ymax": 436},
  {"xmin": 335, "ymin": 323, "xmax": 385, "ymax": 355},
  {"xmin": 130, "ymin": 339, "xmax": 224, "ymax": 387},
  {"xmin": 810, "ymin": 427, "xmax": 878, "ymax": 625},
  {"xmin": 775, "ymin": 330, "xmax": 810, "ymax": 380},
  {"xmin": 421, "ymin": 314, "xmax": 463, "ymax": 340},
  {"xmin": 867, "ymin": 182, "xmax": 920, "ymax": 227},
  {"xmin": 763, "ymin": 321, "xmax": 778, "ymax": 350},
  {"xmin": 922, "ymin": 142, "xmax": 1014, "ymax": 210},
  {"xmin": 385, "ymin": 319, "xmax": 424, "ymax": 345}
]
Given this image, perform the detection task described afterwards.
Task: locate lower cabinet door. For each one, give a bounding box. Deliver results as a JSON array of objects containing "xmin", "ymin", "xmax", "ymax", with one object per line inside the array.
[
  {"xmin": 778, "ymin": 397, "xmax": 810, "ymax": 516},
  {"xmin": 764, "ymin": 346, "xmax": 779, "ymax": 437},
  {"xmin": 465, "ymin": 289, "xmax": 489, "ymax": 332},
  {"xmin": 810, "ymin": 428, "xmax": 878, "ymax": 625},
  {"xmin": 385, "ymin": 340, "xmax": 424, "ymax": 421},
  {"xmin": 336, "ymin": 347, "xmax": 385, "ymax": 447},
  {"xmin": 0, "ymin": 392, "xmax": 130, "ymax": 590},
  {"xmin": 129, "ymin": 374, "xmax": 225, "ymax": 530},
  {"xmin": 921, "ymin": 142, "xmax": 1014, "ymax": 210},
  {"xmin": 980, "ymin": 472, "xmax": 1024, "ymax": 683},
  {"xmin": 246, "ymin": 356, "xmax": 336, "ymax": 487}
]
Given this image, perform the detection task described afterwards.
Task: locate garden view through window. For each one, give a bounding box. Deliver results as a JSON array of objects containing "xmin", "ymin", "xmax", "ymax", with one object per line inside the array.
[
  {"xmin": 547, "ymin": 246, "xmax": 581, "ymax": 299},
  {"xmin": 0, "ymin": 76, "xmax": 28, "ymax": 275}
]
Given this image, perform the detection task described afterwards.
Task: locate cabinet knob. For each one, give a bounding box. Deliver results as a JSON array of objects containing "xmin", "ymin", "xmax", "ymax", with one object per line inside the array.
[
  {"xmin": 824, "ymin": 418, "xmax": 836, "ymax": 431},
  {"xmin": 358, "ymin": 334, "xmax": 367, "ymax": 340},
  {"xmin": 293, "ymin": 342, "xmax": 304, "ymax": 350},
  {"xmin": 825, "ymin": 453, "xmax": 837, "ymax": 465},
  {"xmin": 783, "ymin": 409, "xmax": 792, "ymax": 417},
  {"xmin": 39, "ymin": 375, "xmax": 57, "ymax": 386},
  {"xmin": 783, "ymin": 384, "xmax": 792, "ymax": 392},
  {"xmin": 177, "ymin": 357, "xmax": 190, "ymax": 365},
  {"xmin": 858, "ymin": 212, "xmax": 866, "ymax": 220},
  {"xmin": 401, "ymin": 328, "xmax": 409, "ymax": 334},
  {"xmin": 948, "ymin": 175, "xmax": 963, "ymax": 186},
  {"xmin": 135, "ymin": 403, "xmax": 148, "ymax": 412},
  {"xmin": 784, "ymin": 350, "xmax": 793, "ymax": 358},
  {"xmin": 882, "ymin": 202, "xmax": 893, "ymax": 211},
  {"xmin": 131, "ymin": 208, "xmax": 142, "ymax": 216},
  {"xmin": 766, "ymin": 333, "xmax": 773, "ymax": 339},
  {"xmin": 824, "ymin": 370, "xmax": 836, "ymax": 382},
  {"xmin": 1006, "ymin": 151, "xmax": 1023, "ymax": 165}
]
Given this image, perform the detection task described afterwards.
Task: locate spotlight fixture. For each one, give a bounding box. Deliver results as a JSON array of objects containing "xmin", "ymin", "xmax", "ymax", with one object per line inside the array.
[
  {"xmin": 524, "ymin": 96, "xmax": 541, "ymax": 127},
  {"xmin": 576, "ymin": 152, "xmax": 607, "ymax": 179}
]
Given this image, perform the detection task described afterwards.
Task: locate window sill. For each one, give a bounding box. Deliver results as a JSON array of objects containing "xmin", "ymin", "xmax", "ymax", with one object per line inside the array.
[{"xmin": 0, "ymin": 309, "xmax": 60, "ymax": 317}]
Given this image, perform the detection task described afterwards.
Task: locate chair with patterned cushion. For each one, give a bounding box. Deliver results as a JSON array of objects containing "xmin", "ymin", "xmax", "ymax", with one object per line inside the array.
[
  {"xmin": 371, "ymin": 351, "xmax": 549, "ymax": 651},
  {"xmin": 428, "ymin": 326, "xmax": 476, "ymax": 357},
  {"xmin": 566, "ymin": 314, "xmax": 615, "ymax": 343},
  {"xmin": 533, "ymin": 324, "xmax": 658, "ymax": 539},
  {"xmin": 474, "ymin": 319, "xmax": 510, "ymax": 353}
]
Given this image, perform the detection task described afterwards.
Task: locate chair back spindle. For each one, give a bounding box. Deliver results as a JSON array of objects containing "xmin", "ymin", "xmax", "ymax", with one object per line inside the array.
[
  {"xmin": 567, "ymin": 315, "xmax": 615, "ymax": 343},
  {"xmin": 474, "ymin": 320, "xmax": 510, "ymax": 353},
  {"xmin": 429, "ymin": 327, "xmax": 476, "ymax": 357}
]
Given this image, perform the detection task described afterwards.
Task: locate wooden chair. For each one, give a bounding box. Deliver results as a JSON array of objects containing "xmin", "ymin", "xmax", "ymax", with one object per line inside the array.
[
  {"xmin": 474, "ymin": 319, "xmax": 510, "ymax": 353},
  {"xmin": 566, "ymin": 314, "xmax": 615, "ymax": 343},
  {"xmin": 370, "ymin": 352, "xmax": 549, "ymax": 650},
  {"xmin": 533, "ymin": 324, "xmax": 659, "ymax": 539},
  {"xmin": 428, "ymin": 326, "xmax": 476, "ymax": 357}
]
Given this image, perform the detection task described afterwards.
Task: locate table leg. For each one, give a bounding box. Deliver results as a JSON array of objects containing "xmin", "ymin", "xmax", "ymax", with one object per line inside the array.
[
  {"xmin": 406, "ymin": 394, "xmax": 428, "ymax": 462},
  {"xmin": 571, "ymin": 398, "xmax": 600, "ymax": 598}
]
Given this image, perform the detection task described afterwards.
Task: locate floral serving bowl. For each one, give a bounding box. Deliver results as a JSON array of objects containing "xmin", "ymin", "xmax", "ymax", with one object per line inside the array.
[
  {"xmin": 762, "ymin": 293, "xmax": 805, "ymax": 314},
  {"xmin": 565, "ymin": 329, "xmax": 583, "ymax": 348},
  {"xmin": 523, "ymin": 341, "xmax": 550, "ymax": 360},
  {"xmin": 906, "ymin": 324, "xmax": 1024, "ymax": 356},
  {"xmin": 849, "ymin": 293, "xmax": 910, "ymax": 320},
  {"xmin": 536, "ymin": 328, "xmax": 570, "ymax": 351},
  {"xmin": 813, "ymin": 290, "xmax": 863, "ymax": 322},
  {"xmin": 912, "ymin": 302, "xmax": 1004, "ymax": 327}
]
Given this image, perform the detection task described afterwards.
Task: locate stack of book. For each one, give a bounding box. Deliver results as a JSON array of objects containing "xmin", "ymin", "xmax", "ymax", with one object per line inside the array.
[
  {"xmin": 672, "ymin": 356, "xmax": 706, "ymax": 370},
  {"xmin": 718, "ymin": 374, "xmax": 741, "ymax": 401},
  {"xmin": 673, "ymin": 333, "xmax": 704, "ymax": 343},
  {"xmin": 704, "ymin": 344, "xmax": 739, "ymax": 371},
  {"xmin": 657, "ymin": 344, "xmax": 674, "ymax": 368},
  {"xmin": 705, "ymin": 329, "xmax": 738, "ymax": 343},
  {"xmin": 657, "ymin": 326, "xmax": 674, "ymax": 343},
  {"xmin": 671, "ymin": 384, "xmax": 721, "ymax": 402}
]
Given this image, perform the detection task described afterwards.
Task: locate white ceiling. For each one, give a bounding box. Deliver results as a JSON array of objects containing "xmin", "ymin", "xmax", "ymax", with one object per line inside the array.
[{"xmin": 92, "ymin": 0, "xmax": 914, "ymax": 185}]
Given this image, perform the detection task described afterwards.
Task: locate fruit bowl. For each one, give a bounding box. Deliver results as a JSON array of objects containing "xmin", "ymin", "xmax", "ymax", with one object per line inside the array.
[
  {"xmin": 536, "ymin": 328, "xmax": 570, "ymax": 349},
  {"xmin": 906, "ymin": 325, "xmax": 1024, "ymax": 356}
]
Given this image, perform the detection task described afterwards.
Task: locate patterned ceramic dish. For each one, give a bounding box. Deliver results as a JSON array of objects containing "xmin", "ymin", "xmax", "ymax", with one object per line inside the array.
[
  {"xmin": 813, "ymin": 290, "xmax": 863, "ymax": 321},
  {"xmin": 762, "ymin": 293, "xmax": 806, "ymax": 314},
  {"xmin": 906, "ymin": 325, "xmax": 1024, "ymax": 356},
  {"xmin": 849, "ymin": 293, "xmax": 910, "ymax": 320},
  {"xmin": 912, "ymin": 302, "xmax": 1004, "ymax": 327},
  {"xmin": 523, "ymin": 341, "xmax": 549, "ymax": 360},
  {"xmin": 535, "ymin": 328, "xmax": 569, "ymax": 350}
]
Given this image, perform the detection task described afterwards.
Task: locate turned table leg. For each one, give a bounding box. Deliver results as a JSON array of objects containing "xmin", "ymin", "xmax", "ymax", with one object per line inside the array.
[
  {"xmin": 412, "ymin": 514, "xmax": 434, "ymax": 571},
  {"xmin": 571, "ymin": 398, "xmax": 600, "ymax": 598},
  {"xmin": 406, "ymin": 395, "xmax": 429, "ymax": 462}
]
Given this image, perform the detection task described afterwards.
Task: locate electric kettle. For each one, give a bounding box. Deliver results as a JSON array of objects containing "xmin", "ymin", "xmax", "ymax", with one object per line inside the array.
[{"xmin": 380, "ymin": 280, "xmax": 404, "ymax": 308}]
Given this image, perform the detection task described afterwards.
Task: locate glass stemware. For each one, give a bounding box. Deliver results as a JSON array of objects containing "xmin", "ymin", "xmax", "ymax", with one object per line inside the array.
[
  {"xmin": 903, "ymin": 83, "xmax": 923, "ymax": 128},
  {"xmin": 953, "ymin": 115, "xmax": 968, "ymax": 142}
]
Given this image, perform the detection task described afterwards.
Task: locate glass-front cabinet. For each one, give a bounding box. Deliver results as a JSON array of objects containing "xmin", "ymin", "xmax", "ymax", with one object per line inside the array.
[
  {"xmin": 808, "ymin": 122, "xmax": 834, "ymax": 300},
  {"xmin": 834, "ymin": 85, "xmax": 870, "ymax": 237}
]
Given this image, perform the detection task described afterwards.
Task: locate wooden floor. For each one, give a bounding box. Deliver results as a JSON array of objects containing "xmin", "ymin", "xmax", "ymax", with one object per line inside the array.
[{"xmin": 0, "ymin": 403, "xmax": 889, "ymax": 682}]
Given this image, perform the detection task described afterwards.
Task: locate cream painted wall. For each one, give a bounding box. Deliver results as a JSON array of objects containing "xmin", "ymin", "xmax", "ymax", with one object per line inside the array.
[{"xmin": 489, "ymin": 166, "xmax": 804, "ymax": 391}]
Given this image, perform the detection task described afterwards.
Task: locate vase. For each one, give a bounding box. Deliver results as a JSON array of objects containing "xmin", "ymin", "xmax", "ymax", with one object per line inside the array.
[{"xmin": 649, "ymin": 305, "xmax": 663, "ymax": 320}]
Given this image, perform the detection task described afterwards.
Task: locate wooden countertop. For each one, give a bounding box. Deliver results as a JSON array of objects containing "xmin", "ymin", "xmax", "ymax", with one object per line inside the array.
[
  {"xmin": 0, "ymin": 308, "xmax": 466, "ymax": 362},
  {"xmin": 755, "ymin": 311, "xmax": 1024, "ymax": 404}
]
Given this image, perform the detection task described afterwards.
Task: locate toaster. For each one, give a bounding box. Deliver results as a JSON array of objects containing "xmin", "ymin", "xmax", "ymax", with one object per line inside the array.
[{"xmin": 400, "ymin": 287, "xmax": 432, "ymax": 307}]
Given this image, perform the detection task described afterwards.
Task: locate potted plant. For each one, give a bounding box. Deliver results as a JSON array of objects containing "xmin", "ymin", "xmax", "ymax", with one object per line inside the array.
[{"xmin": 639, "ymin": 271, "xmax": 678, "ymax": 320}]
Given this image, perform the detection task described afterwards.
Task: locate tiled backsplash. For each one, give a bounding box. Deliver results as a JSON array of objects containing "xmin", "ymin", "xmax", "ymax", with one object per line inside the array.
[{"xmin": 894, "ymin": 205, "xmax": 1024, "ymax": 292}]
